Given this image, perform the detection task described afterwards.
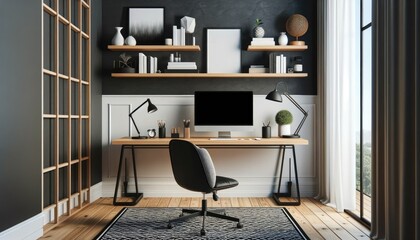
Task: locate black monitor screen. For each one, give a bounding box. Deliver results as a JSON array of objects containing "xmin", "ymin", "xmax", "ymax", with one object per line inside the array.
[{"xmin": 194, "ymin": 91, "xmax": 253, "ymax": 126}]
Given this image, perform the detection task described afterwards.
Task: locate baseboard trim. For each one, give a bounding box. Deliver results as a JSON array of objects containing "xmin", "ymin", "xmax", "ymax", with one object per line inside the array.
[
  {"xmin": 0, "ymin": 213, "xmax": 43, "ymax": 240},
  {"xmin": 90, "ymin": 182, "xmax": 103, "ymax": 202}
]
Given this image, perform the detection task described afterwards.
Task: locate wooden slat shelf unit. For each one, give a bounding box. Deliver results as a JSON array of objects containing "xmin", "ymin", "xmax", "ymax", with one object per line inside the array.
[
  {"xmin": 42, "ymin": 0, "xmax": 91, "ymax": 228},
  {"xmin": 111, "ymin": 73, "xmax": 308, "ymax": 78},
  {"xmin": 247, "ymin": 45, "xmax": 308, "ymax": 51},
  {"xmin": 107, "ymin": 45, "xmax": 201, "ymax": 52}
]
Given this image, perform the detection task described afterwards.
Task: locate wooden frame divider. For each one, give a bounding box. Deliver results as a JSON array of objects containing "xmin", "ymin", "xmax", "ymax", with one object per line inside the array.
[{"xmin": 42, "ymin": 0, "xmax": 91, "ymax": 231}]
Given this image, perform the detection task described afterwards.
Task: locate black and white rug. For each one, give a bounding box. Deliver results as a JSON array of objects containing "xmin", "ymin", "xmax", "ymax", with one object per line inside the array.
[{"xmin": 96, "ymin": 207, "xmax": 308, "ymax": 240}]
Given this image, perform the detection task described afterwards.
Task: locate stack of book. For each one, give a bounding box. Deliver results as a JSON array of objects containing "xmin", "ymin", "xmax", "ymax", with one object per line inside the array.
[
  {"xmin": 138, "ymin": 53, "xmax": 158, "ymax": 73},
  {"xmin": 249, "ymin": 65, "xmax": 269, "ymax": 73},
  {"xmin": 250, "ymin": 37, "xmax": 275, "ymax": 46},
  {"xmin": 269, "ymin": 53, "xmax": 287, "ymax": 73},
  {"xmin": 166, "ymin": 62, "xmax": 198, "ymax": 73}
]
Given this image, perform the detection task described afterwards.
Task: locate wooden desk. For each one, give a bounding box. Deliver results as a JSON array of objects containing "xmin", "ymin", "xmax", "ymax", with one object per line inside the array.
[{"xmin": 111, "ymin": 137, "xmax": 309, "ymax": 206}]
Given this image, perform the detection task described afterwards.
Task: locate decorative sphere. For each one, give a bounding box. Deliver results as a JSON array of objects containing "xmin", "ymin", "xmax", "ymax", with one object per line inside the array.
[
  {"xmin": 124, "ymin": 36, "xmax": 137, "ymax": 46},
  {"xmin": 285, "ymin": 14, "xmax": 308, "ymax": 38}
]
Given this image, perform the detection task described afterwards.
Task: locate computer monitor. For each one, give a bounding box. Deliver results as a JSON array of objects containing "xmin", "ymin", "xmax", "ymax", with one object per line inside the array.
[{"xmin": 194, "ymin": 91, "xmax": 254, "ymax": 138}]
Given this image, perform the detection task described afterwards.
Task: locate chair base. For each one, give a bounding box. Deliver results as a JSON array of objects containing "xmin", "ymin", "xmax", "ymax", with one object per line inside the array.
[{"xmin": 168, "ymin": 198, "xmax": 243, "ymax": 236}]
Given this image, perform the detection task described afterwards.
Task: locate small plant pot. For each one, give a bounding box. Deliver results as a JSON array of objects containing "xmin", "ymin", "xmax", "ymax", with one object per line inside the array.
[{"xmin": 278, "ymin": 124, "xmax": 291, "ymax": 137}]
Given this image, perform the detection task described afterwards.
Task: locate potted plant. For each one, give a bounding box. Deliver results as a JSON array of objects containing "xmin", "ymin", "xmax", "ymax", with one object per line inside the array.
[
  {"xmin": 275, "ymin": 110, "xmax": 293, "ymax": 137},
  {"xmin": 253, "ymin": 18, "xmax": 265, "ymax": 38},
  {"xmin": 115, "ymin": 53, "xmax": 136, "ymax": 73}
]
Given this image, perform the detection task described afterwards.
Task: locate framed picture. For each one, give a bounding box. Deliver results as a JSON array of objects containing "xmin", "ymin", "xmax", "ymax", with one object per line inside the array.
[
  {"xmin": 207, "ymin": 28, "xmax": 241, "ymax": 73},
  {"xmin": 129, "ymin": 8, "xmax": 164, "ymax": 45}
]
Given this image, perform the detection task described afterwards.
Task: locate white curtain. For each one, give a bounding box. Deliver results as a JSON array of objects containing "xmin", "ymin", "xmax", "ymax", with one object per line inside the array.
[{"xmin": 316, "ymin": 0, "xmax": 358, "ymax": 212}]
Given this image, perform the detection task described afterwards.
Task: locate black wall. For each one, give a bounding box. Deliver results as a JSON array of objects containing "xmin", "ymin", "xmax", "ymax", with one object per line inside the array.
[
  {"xmin": 91, "ymin": 0, "xmax": 103, "ymax": 184},
  {"xmin": 0, "ymin": 0, "xmax": 42, "ymax": 231},
  {"xmin": 102, "ymin": 0, "xmax": 317, "ymax": 95}
]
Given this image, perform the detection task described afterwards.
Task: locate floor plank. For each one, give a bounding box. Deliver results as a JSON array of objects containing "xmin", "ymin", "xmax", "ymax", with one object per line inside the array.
[{"xmin": 41, "ymin": 197, "xmax": 371, "ymax": 240}]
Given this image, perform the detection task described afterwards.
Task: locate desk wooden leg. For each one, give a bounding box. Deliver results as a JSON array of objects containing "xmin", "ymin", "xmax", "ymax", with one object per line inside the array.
[
  {"xmin": 113, "ymin": 145, "xmax": 143, "ymax": 206},
  {"xmin": 273, "ymin": 145, "xmax": 301, "ymax": 206}
]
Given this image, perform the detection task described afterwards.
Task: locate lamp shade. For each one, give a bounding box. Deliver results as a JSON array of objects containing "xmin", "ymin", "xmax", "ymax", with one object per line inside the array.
[
  {"xmin": 265, "ymin": 89, "xmax": 283, "ymax": 102},
  {"xmin": 147, "ymin": 102, "xmax": 158, "ymax": 113}
]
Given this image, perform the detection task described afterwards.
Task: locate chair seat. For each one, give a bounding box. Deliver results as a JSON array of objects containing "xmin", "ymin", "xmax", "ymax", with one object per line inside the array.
[{"xmin": 214, "ymin": 176, "xmax": 239, "ymax": 191}]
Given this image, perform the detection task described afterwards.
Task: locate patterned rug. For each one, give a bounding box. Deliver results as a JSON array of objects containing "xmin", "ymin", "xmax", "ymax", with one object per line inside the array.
[{"xmin": 96, "ymin": 207, "xmax": 308, "ymax": 239}]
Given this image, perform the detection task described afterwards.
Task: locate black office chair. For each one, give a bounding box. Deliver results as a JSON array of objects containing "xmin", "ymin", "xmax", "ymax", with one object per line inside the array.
[{"xmin": 167, "ymin": 139, "xmax": 243, "ymax": 236}]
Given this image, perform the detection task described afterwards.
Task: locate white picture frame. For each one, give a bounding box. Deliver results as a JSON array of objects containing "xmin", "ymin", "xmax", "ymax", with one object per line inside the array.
[{"xmin": 207, "ymin": 29, "xmax": 241, "ymax": 73}]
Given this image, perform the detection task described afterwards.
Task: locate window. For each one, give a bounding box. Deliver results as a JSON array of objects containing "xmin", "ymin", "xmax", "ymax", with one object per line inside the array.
[{"xmin": 346, "ymin": 0, "xmax": 372, "ymax": 227}]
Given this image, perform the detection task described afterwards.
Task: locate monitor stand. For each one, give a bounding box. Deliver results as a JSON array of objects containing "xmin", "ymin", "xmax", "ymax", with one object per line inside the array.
[{"xmin": 218, "ymin": 131, "xmax": 232, "ymax": 138}]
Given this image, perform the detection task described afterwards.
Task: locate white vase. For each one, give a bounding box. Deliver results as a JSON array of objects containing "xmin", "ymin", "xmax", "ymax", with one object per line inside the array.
[
  {"xmin": 124, "ymin": 35, "xmax": 136, "ymax": 46},
  {"xmin": 112, "ymin": 27, "xmax": 124, "ymax": 45},
  {"xmin": 278, "ymin": 32, "xmax": 288, "ymax": 45},
  {"xmin": 278, "ymin": 124, "xmax": 291, "ymax": 137}
]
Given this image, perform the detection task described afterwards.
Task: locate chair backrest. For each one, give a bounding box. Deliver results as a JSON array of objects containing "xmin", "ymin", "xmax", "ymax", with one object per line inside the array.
[{"xmin": 169, "ymin": 139, "xmax": 216, "ymax": 193}]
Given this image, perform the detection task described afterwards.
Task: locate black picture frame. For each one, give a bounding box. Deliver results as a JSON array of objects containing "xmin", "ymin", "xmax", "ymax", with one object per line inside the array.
[{"xmin": 129, "ymin": 7, "xmax": 165, "ymax": 45}]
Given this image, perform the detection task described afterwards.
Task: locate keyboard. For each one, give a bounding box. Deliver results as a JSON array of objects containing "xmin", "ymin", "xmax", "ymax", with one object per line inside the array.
[{"xmin": 209, "ymin": 138, "xmax": 239, "ymax": 140}]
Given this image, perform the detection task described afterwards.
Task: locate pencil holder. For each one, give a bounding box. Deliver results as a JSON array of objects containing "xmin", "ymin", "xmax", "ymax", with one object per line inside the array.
[
  {"xmin": 184, "ymin": 128, "xmax": 191, "ymax": 138},
  {"xmin": 158, "ymin": 127, "xmax": 166, "ymax": 138},
  {"xmin": 262, "ymin": 126, "xmax": 271, "ymax": 138}
]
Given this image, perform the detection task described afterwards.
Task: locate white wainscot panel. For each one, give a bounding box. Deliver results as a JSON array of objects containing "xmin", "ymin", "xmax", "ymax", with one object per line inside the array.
[{"xmin": 102, "ymin": 95, "xmax": 317, "ymax": 197}]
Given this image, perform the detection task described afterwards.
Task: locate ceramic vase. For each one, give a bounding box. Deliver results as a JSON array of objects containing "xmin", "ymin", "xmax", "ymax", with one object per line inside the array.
[
  {"xmin": 278, "ymin": 32, "xmax": 288, "ymax": 45},
  {"xmin": 278, "ymin": 124, "xmax": 291, "ymax": 137},
  {"xmin": 253, "ymin": 26, "xmax": 265, "ymax": 38},
  {"xmin": 112, "ymin": 27, "xmax": 124, "ymax": 46}
]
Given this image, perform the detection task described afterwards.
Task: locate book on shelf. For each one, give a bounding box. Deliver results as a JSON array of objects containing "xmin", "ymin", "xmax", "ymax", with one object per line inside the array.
[
  {"xmin": 249, "ymin": 65, "xmax": 265, "ymax": 68},
  {"xmin": 249, "ymin": 67, "xmax": 269, "ymax": 73},
  {"xmin": 269, "ymin": 53, "xmax": 287, "ymax": 73},
  {"xmin": 172, "ymin": 25, "xmax": 189, "ymax": 46},
  {"xmin": 164, "ymin": 69, "xmax": 199, "ymax": 73},
  {"xmin": 167, "ymin": 62, "xmax": 197, "ymax": 69},
  {"xmin": 251, "ymin": 37, "xmax": 275, "ymax": 46},
  {"xmin": 252, "ymin": 37, "xmax": 274, "ymax": 41},
  {"xmin": 138, "ymin": 53, "xmax": 158, "ymax": 73}
]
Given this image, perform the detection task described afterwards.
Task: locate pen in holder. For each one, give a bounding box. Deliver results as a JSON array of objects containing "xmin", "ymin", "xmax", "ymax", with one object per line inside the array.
[
  {"xmin": 183, "ymin": 119, "xmax": 191, "ymax": 138},
  {"xmin": 158, "ymin": 120, "xmax": 166, "ymax": 138}
]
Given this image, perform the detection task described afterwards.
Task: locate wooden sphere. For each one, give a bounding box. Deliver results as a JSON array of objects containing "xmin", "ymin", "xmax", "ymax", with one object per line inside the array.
[{"xmin": 286, "ymin": 14, "xmax": 309, "ymax": 38}]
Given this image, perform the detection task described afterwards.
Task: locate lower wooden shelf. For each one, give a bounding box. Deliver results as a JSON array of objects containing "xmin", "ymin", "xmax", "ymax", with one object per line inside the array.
[{"xmin": 111, "ymin": 73, "xmax": 308, "ymax": 78}]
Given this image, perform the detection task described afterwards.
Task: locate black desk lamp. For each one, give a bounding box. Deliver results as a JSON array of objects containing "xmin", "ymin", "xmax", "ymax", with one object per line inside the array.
[
  {"xmin": 266, "ymin": 82, "xmax": 308, "ymax": 138},
  {"xmin": 129, "ymin": 98, "xmax": 158, "ymax": 139}
]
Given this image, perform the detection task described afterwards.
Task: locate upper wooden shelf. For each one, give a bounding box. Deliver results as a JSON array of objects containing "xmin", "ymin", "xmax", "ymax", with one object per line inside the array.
[
  {"xmin": 111, "ymin": 73, "xmax": 308, "ymax": 78},
  {"xmin": 107, "ymin": 45, "xmax": 201, "ymax": 52},
  {"xmin": 247, "ymin": 45, "xmax": 308, "ymax": 51}
]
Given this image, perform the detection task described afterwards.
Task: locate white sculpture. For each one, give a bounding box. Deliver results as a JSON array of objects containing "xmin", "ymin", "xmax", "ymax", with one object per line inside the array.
[
  {"xmin": 180, "ymin": 16, "xmax": 196, "ymax": 34},
  {"xmin": 124, "ymin": 36, "xmax": 137, "ymax": 46}
]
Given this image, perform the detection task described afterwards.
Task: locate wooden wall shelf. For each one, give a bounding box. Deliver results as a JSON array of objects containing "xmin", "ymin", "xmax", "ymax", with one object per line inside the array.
[
  {"xmin": 247, "ymin": 45, "xmax": 308, "ymax": 51},
  {"xmin": 111, "ymin": 73, "xmax": 308, "ymax": 78},
  {"xmin": 107, "ymin": 45, "xmax": 201, "ymax": 52}
]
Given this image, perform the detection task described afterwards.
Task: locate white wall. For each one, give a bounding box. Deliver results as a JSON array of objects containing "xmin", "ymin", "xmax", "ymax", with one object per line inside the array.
[{"xmin": 102, "ymin": 95, "xmax": 317, "ymax": 197}]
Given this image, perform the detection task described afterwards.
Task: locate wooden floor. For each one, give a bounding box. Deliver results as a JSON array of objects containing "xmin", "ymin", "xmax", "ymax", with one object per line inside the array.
[{"xmin": 40, "ymin": 197, "xmax": 371, "ymax": 240}]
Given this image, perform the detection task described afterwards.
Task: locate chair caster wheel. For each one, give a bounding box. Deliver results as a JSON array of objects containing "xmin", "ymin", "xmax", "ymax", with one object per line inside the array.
[
  {"xmin": 200, "ymin": 229, "xmax": 206, "ymax": 236},
  {"xmin": 167, "ymin": 223, "xmax": 173, "ymax": 229},
  {"xmin": 237, "ymin": 222, "xmax": 243, "ymax": 228}
]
